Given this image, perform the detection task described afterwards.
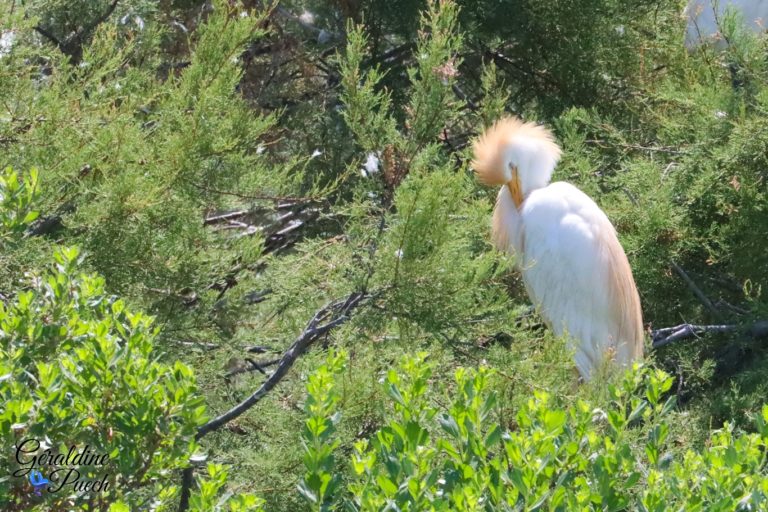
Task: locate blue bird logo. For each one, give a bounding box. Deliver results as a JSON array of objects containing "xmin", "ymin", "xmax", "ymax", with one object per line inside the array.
[{"xmin": 29, "ymin": 469, "xmax": 49, "ymax": 496}]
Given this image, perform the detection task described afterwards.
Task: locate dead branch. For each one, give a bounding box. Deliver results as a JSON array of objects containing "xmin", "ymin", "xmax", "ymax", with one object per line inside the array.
[
  {"xmin": 177, "ymin": 215, "xmax": 385, "ymax": 511},
  {"xmin": 202, "ymin": 292, "xmax": 366, "ymax": 436},
  {"xmin": 177, "ymin": 291, "xmax": 369, "ymax": 511},
  {"xmin": 204, "ymin": 210, "xmax": 249, "ymax": 225},
  {"xmin": 652, "ymin": 320, "xmax": 768, "ymax": 349},
  {"xmin": 204, "ymin": 203, "xmax": 324, "ymax": 303}
]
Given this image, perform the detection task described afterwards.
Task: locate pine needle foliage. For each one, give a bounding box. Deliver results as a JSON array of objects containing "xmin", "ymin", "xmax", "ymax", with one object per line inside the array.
[{"xmin": 0, "ymin": 0, "xmax": 283, "ymax": 315}]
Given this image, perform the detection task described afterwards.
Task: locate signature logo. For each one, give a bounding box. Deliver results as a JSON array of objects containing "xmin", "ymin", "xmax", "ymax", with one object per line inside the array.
[{"xmin": 14, "ymin": 439, "xmax": 111, "ymax": 495}]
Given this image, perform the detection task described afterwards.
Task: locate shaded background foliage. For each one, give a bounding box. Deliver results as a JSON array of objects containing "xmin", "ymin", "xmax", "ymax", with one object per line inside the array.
[{"xmin": 2, "ymin": 0, "xmax": 768, "ymax": 509}]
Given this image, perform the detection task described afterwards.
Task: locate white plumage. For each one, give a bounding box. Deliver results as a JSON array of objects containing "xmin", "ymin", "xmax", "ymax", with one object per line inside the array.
[{"xmin": 473, "ymin": 118, "xmax": 643, "ymax": 380}]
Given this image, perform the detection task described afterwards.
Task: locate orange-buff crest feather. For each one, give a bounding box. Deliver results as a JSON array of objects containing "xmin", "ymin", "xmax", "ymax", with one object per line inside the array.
[{"xmin": 472, "ymin": 117, "xmax": 561, "ymax": 186}]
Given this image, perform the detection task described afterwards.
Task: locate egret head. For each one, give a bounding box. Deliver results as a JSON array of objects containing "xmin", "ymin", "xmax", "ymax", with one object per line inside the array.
[{"xmin": 472, "ymin": 117, "xmax": 562, "ymax": 207}]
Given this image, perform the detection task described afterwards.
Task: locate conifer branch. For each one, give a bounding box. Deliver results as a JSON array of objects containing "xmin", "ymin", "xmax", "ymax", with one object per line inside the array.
[{"xmin": 35, "ymin": 0, "xmax": 120, "ymax": 62}]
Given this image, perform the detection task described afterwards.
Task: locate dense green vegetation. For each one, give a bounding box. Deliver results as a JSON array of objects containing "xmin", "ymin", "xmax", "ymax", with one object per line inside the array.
[{"xmin": 1, "ymin": 0, "xmax": 768, "ymax": 509}]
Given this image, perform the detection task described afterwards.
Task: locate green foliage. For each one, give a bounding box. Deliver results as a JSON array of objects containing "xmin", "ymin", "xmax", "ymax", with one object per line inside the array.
[
  {"xmin": 0, "ymin": 0, "xmax": 283, "ymax": 314},
  {"xmin": 0, "ymin": 246, "xmax": 198, "ymax": 508},
  {"xmin": 404, "ymin": 0, "xmax": 463, "ymax": 147},
  {"xmin": 300, "ymin": 355, "xmax": 768, "ymax": 511},
  {"xmin": 183, "ymin": 464, "xmax": 265, "ymax": 512},
  {"xmin": 339, "ymin": 0, "xmax": 464, "ymax": 154},
  {"xmin": 299, "ymin": 349, "xmax": 347, "ymax": 510},
  {"xmin": 25, "ymin": 0, "xmax": 158, "ymax": 55},
  {"xmin": 338, "ymin": 22, "xmax": 398, "ymax": 153},
  {"xmin": 337, "ymin": 1, "xmax": 509, "ymax": 340},
  {"xmin": 4, "ymin": 0, "xmax": 768, "ymax": 509},
  {"xmin": 110, "ymin": 463, "xmax": 265, "ymax": 512},
  {"xmin": 0, "ymin": 246, "xmax": 257, "ymax": 510},
  {"xmin": 0, "ymin": 166, "xmax": 39, "ymax": 242}
]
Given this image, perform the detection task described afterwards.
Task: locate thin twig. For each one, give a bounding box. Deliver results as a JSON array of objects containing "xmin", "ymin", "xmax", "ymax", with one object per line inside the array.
[{"xmin": 670, "ymin": 260, "xmax": 721, "ymax": 318}]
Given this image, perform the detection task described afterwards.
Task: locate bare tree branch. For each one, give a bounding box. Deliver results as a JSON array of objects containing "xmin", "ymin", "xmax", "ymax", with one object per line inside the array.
[
  {"xmin": 652, "ymin": 320, "xmax": 768, "ymax": 349},
  {"xmin": 177, "ymin": 213, "xmax": 386, "ymax": 511},
  {"xmin": 177, "ymin": 291, "xmax": 369, "ymax": 511}
]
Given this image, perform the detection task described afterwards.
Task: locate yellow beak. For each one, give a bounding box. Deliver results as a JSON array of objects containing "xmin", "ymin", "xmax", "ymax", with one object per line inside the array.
[{"xmin": 507, "ymin": 168, "xmax": 523, "ymax": 209}]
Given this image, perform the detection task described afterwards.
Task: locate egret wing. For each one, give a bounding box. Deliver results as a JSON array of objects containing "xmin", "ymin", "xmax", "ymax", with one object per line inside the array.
[{"xmin": 519, "ymin": 182, "xmax": 643, "ymax": 378}]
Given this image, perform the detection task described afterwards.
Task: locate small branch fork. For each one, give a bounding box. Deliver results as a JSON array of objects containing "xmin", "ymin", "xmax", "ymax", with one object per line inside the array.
[{"xmin": 177, "ymin": 291, "xmax": 369, "ymax": 511}]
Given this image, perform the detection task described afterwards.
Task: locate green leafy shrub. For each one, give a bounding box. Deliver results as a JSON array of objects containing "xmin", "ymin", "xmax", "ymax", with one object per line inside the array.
[
  {"xmin": 299, "ymin": 352, "xmax": 768, "ymax": 510},
  {"xmin": 107, "ymin": 463, "xmax": 265, "ymax": 512},
  {"xmin": 0, "ymin": 166, "xmax": 39, "ymax": 242},
  {"xmin": 299, "ymin": 349, "xmax": 347, "ymax": 510},
  {"xmin": 0, "ymin": 246, "xmax": 260, "ymax": 510}
]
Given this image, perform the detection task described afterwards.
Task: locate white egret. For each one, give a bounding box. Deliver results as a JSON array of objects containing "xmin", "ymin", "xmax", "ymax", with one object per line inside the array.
[{"xmin": 472, "ymin": 117, "xmax": 644, "ymax": 380}]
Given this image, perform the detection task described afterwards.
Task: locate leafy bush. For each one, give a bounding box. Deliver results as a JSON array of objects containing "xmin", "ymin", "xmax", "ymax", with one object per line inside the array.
[
  {"xmin": 167, "ymin": 464, "xmax": 265, "ymax": 512},
  {"xmin": 0, "ymin": 166, "xmax": 39, "ymax": 243},
  {"xmin": 300, "ymin": 351, "xmax": 768, "ymax": 510},
  {"xmin": 0, "ymin": 245, "xmax": 261, "ymax": 510}
]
